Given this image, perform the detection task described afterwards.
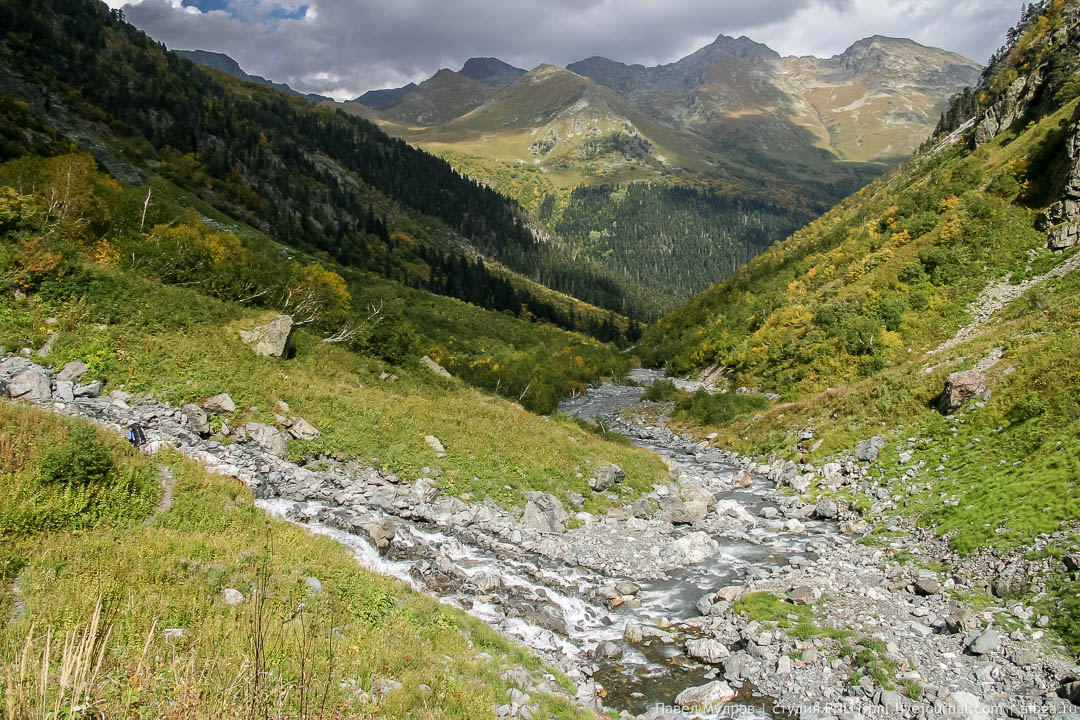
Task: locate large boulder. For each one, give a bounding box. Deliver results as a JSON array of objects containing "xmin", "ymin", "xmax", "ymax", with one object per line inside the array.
[
  {"xmin": 681, "ymin": 485, "xmax": 715, "ymax": 509},
  {"xmin": 182, "ymin": 404, "xmax": 211, "ymax": 434},
  {"xmin": 814, "ymin": 498, "xmax": 839, "ymax": 520},
  {"xmin": 240, "ymin": 315, "xmax": 294, "ymax": 358},
  {"xmin": 424, "ymin": 434, "xmax": 446, "ymax": 459},
  {"xmin": 520, "ymin": 491, "xmax": 569, "ymax": 534},
  {"xmin": 685, "ymin": 638, "xmax": 730, "ymax": 664},
  {"xmin": 244, "ymin": 422, "xmax": 290, "ymax": 458},
  {"xmin": 420, "ymin": 355, "xmax": 452, "ymax": 379},
  {"xmin": 368, "ymin": 518, "xmax": 396, "ymax": 550},
  {"xmin": 202, "ymin": 393, "xmax": 236, "ymax": 414},
  {"xmin": 289, "ymin": 418, "xmax": 321, "ymax": 441},
  {"xmin": 659, "ymin": 495, "xmax": 692, "ymax": 524},
  {"xmin": 589, "ymin": 464, "xmax": 624, "ymax": 492},
  {"xmin": 56, "ymin": 360, "xmax": 88, "ymax": 383},
  {"xmin": 855, "ymin": 436, "xmax": 886, "ymax": 462},
  {"xmin": 939, "ymin": 370, "xmax": 987, "ymax": 414},
  {"xmin": 6, "ymin": 368, "xmax": 51, "ymax": 401},
  {"xmin": 665, "ymin": 531, "xmax": 720, "ymax": 565},
  {"xmin": 674, "ymin": 681, "xmax": 735, "ymax": 710}
]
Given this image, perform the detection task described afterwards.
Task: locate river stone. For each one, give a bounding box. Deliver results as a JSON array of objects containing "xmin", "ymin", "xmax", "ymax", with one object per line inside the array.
[
  {"xmin": 413, "ymin": 478, "xmax": 438, "ymax": 504},
  {"xmin": 420, "ymin": 355, "xmax": 452, "ymax": 379},
  {"xmin": 665, "ymin": 531, "xmax": 720, "ymax": 565},
  {"xmin": 674, "ymin": 680, "xmax": 735, "ymax": 710},
  {"xmin": 788, "ymin": 585, "xmax": 815, "ymax": 605},
  {"xmin": 681, "ymin": 485, "xmax": 715, "ymax": 509},
  {"xmin": 686, "ymin": 638, "xmax": 730, "ymax": 664},
  {"xmin": 732, "ymin": 469, "xmax": 752, "ymax": 488},
  {"xmin": 623, "ymin": 622, "xmax": 643, "ymax": 643},
  {"xmin": 182, "ymin": 404, "xmax": 211, "ymax": 435},
  {"xmin": 223, "ymin": 588, "xmax": 244, "ymax": 605},
  {"xmin": 939, "ymin": 370, "xmax": 986, "ymax": 414},
  {"xmin": 521, "ymin": 491, "xmax": 568, "ymax": 534},
  {"xmin": 969, "ymin": 628, "xmax": 1000, "ymax": 655},
  {"xmin": 6, "ymin": 368, "xmax": 51, "ymax": 401},
  {"xmin": 589, "ymin": 464, "xmax": 624, "ymax": 492},
  {"xmin": 56, "ymin": 360, "xmax": 88, "ymax": 383},
  {"xmin": 784, "ymin": 518, "xmax": 806, "ymax": 533},
  {"xmin": 202, "ymin": 392, "xmax": 236, "ymax": 414},
  {"xmin": 715, "ymin": 499, "xmax": 756, "ymax": 526},
  {"xmin": 760, "ymin": 506, "xmax": 780, "ymax": 519},
  {"xmin": 289, "ymin": 418, "xmax": 321, "ymax": 440},
  {"xmin": 856, "ymin": 435, "xmax": 886, "ymax": 462},
  {"xmin": 244, "ymin": 422, "xmax": 289, "ymax": 458},
  {"xmin": 240, "ymin": 315, "xmax": 294, "ymax": 358},
  {"xmin": 615, "ymin": 581, "xmax": 639, "ymax": 596},
  {"xmin": 815, "ymin": 498, "xmax": 839, "ymax": 519},
  {"xmin": 659, "ymin": 495, "xmax": 692, "ymax": 524},
  {"xmin": 594, "ymin": 641, "xmax": 623, "ymax": 660},
  {"xmin": 368, "ymin": 518, "xmax": 396, "ymax": 550},
  {"xmin": 471, "ymin": 571, "xmax": 502, "ymax": 593},
  {"xmin": 684, "ymin": 499, "xmax": 709, "ymax": 523}
]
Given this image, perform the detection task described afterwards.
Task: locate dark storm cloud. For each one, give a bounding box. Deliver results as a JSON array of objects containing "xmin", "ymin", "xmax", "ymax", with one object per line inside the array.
[{"xmin": 111, "ymin": 0, "xmax": 1027, "ymax": 100}]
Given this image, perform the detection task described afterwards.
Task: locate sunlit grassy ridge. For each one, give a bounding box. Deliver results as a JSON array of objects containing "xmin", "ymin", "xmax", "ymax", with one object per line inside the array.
[{"xmin": 0, "ymin": 402, "xmax": 593, "ymax": 718}]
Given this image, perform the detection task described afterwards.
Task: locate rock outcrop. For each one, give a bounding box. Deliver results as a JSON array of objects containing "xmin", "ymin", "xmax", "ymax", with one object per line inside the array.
[
  {"xmin": 240, "ymin": 315, "xmax": 294, "ymax": 358},
  {"xmin": 938, "ymin": 370, "xmax": 987, "ymax": 414}
]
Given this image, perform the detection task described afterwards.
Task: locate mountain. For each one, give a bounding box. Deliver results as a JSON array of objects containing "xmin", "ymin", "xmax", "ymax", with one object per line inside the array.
[
  {"xmin": 343, "ymin": 35, "xmax": 980, "ymax": 318},
  {"xmin": 353, "ymin": 81, "xmax": 417, "ymax": 110},
  {"xmin": 174, "ymin": 49, "xmax": 332, "ymax": 104},
  {"xmin": 459, "ymin": 56, "xmax": 527, "ymax": 87}
]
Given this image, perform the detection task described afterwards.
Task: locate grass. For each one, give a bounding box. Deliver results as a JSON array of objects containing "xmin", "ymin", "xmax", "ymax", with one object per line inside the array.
[
  {"xmin": 0, "ymin": 402, "xmax": 593, "ymax": 719},
  {"xmin": 0, "ymin": 266, "xmax": 667, "ymax": 515}
]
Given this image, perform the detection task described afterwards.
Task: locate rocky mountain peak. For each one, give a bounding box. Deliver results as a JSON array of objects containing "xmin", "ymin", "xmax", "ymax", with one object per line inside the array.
[
  {"xmin": 459, "ymin": 57, "xmax": 527, "ymax": 87},
  {"xmin": 704, "ymin": 34, "xmax": 780, "ymax": 63}
]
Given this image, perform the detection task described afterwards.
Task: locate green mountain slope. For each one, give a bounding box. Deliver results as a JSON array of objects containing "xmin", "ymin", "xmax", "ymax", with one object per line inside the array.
[{"xmin": 638, "ymin": 0, "xmax": 1080, "ymax": 625}]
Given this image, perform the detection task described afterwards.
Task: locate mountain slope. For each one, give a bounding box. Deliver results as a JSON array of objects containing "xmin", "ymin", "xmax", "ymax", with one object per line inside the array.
[{"xmin": 175, "ymin": 49, "xmax": 332, "ymax": 104}]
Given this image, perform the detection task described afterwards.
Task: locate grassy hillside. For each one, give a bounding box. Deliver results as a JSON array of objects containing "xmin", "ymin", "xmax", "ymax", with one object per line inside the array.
[{"xmin": 0, "ymin": 402, "xmax": 593, "ymax": 719}]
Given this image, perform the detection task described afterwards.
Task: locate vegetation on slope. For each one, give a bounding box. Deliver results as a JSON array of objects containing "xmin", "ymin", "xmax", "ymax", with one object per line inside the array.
[{"xmin": 0, "ymin": 403, "xmax": 593, "ymax": 718}]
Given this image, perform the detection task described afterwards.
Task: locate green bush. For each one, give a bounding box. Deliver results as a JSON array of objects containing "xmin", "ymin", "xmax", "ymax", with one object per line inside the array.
[
  {"xmin": 642, "ymin": 379, "xmax": 678, "ymax": 402},
  {"xmin": 676, "ymin": 389, "xmax": 769, "ymax": 426},
  {"xmin": 38, "ymin": 424, "xmax": 115, "ymax": 486}
]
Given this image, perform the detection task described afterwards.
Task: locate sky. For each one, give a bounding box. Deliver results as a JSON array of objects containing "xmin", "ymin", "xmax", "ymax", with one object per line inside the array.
[{"xmin": 104, "ymin": 0, "xmax": 1029, "ymax": 101}]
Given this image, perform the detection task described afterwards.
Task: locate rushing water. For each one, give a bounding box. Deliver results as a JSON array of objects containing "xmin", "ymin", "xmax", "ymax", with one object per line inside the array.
[{"xmin": 259, "ymin": 373, "xmax": 842, "ymax": 718}]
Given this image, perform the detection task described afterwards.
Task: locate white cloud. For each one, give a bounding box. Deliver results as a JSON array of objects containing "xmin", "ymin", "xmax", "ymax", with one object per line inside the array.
[{"xmin": 115, "ymin": 0, "xmax": 1028, "ymax": 100}]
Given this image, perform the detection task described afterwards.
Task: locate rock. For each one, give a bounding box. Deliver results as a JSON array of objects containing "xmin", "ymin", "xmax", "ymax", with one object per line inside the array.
[
  {"xmin": 74, "ymin": 380, "xmax": 102, "ymax": 398},
  {"xmin": 877, "ymin": 689, "xmax": 904, "ymax": 711},
  {"xmin": 659, "ymin": 495, "xmax": 692, "ymax": 524},
  {"xmin": 760, "ymin": 506, "xmax": 779, "ymax": 520},
  {"xmin": 369, "ymin": 518, "xmax": 396, "ymax": 550},
  {"xmin": 589, "ymin": 464, "xmax": 624, "ymax": 492},
  {"xmin": 594, "ymin": 641, "xmax": 623, "ymax": 660},
  {"xmin": 202, "ymin": 393, "xmax": 236, "ymax": 414},
  {"xmin": 244, "ymin": 422, "xmax": 290, "ymax": 458},
  {"xmin": 723, "ymin": 653, "xmax": 749, "ymax": 681},
  {"xmin": 946, "ymin": 606, "xmax": 979, "ymax": 635},
  {"xmin": 840, "ymin": 520, "xmax": 869, "ymax": 535},
  {"xmin": 945, "ymin": 690, "xmax": 989, "ymax": 720},
  {"xmin": 520, "ymin": 492, "xmax": 568, "ymax": 534},
  {"xmin": 731, "ymin": 469, "xmax": 752, "ymax": 488},
  {"xmin": 289, "ymin": 418, "xmax": 321, "ymax": 440},
  {"xmin": 1059, "ymin": 680, "xmax": 1080, "ymax": 705},
  {"xmin": 371, "ymin": 678, "xmax": 402, "ymax": 702},
  {"xmin": 615, "ymin": 581, "xmax": 639, "ymax": 596},
  {"xmin": 821, "ymin": 462, "xmax": 844, "ymax": 486},
  {"xmin": 713, "ymin": 585, "xmax": 746, "ymax": 603},
  {"xmin": 420, "ymin": 355, "xmax": 452, "ymax": 379},
  {"xmin": 681, "ymin": 485, "xmax": 715, "ymax": 509},
  {"xmin": 36, "ymin": 333, "xmax": 57, "ymax": 357},
  {"xmin": 969, "ymin": 628, "xmax": 1000, "ymax": 656},
  {"xmin": 223, "ymin": 588, "xmax": 244, "ymax": 605},
  {"xmin": 665, "ymin": 531, "xmax": 720, "ymax": 565},
  {"xmin": 715, "ymin": 499, "xmax": 756, "ymax": 526},
  {"xmin": 51, "ymin": 380, "xmax": 73, "ymax": 403},
  {"xmin": 6, "ymin": 368, "xmax": 51, "ymax": 401},
  {"xmin": 425, "ymin": 435, "xmax": 447, "ymax": 459},
  {"xmin": 240, "ymin": 315, "xmax": 294, "ymax": 358},
  {"xmin": 788, "ymin": 585, "xmax": 815, "ymax": 605},
  {"xmin": 413, "ymin": 478, "xmax": 439, "ymax": 504},
  {"xmin": 674, "ymin": 680, "xmax": 735, "ymax": 710},
  {"xmin": 623, "ymin": 622, "xmax": 643, "ymax": 644},
  {"xmin": 56, "ymin": 361, "xmax": 88, "ymax": 383},
  {"xmin": 684, "ymin": 499, "xmax": 709, "ymax": 523},
  {"xmin": 855, "ymin": 436, "xmax": 885, "ymax": 462},
  {"xmin": 915, "ymin": 577, "xmax": 942, "ymax": 596},
  {"xmin": 776, "ymin": 656, "xmax": 793, "ymax": 675},
  {"xmin": 502, "ymin": 668, "xmax": 533, "ymax": 690},
  {"xmin": 784, "ymin": 518, "xmax": 806, "ymax": 534},
  {"xmin": 304, "ymin": 577, "xmax": 323, "ymax": 593},
  {"xmin": 686, "ymin": 638, "xmax": 730, "ymax": 664},
  {"xmin": 814, "ymin": 498, "xmax": 839, "ymax": 520},
  {"xmin": 471, "ymin": 571, "xmax": 502, "ymax": 593},
  {"xmin": 1064, "ymin": 554, "xmax": 1080, "ymax": 573},
  {"xmin": 630, "ymin": 497, "xmax": 657, "ymax": 519},
  {"xmin": 182, "ymin": 404, "xmax": 211, "ymax": 435},
  {"xmin": 939, "ymin": 370, "xmax": 987, "ymax": 415}
]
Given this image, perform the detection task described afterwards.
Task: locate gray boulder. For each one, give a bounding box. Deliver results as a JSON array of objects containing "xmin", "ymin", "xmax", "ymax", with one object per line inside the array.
[
  {"xmin": 674, "ymin": 681, "xmax": 735, "ymax": 710},
  {"xmin": 182, "ymin": 404, "xmax": 211, "ymax": 435},
  {"xmin": 594, "ymin": 641, "xmax": 623, "ymax": 660},
  {"xmin": 56, "ymin": 360, "xmax": 88, "ymax": 383},
  {"xmin": 223, "ymin": 588, "xmax": 244, "ymax": 605},
  {"xmin": 589, "ymin": 464, "xmax": 624, "ymax": 492},
  {"xmin": 915, "ymin": 577, "xmax": 942, "ymax": 596},
  {"xmin": 289, "ymin": 418, "xmax": 321, "ymax": 440},
  {"xmin": 659, "ymin": 495, "xmax": 692, "ymax": 524},
  {"xmin": 939, "ymin": 370, "xmax": 987, "ymax": 414},
  {"xmin": 521, "ymin": 491, "xmax": 568, "ymax": 534},
  {"xmin": 855, "ymin": 436, "xmax": 886, "ymax": 462},
  {"xmin": 6, "ymin": 368, "xmax": 51, "ymax": 401},
  {"xmin": 369, "ymin": 518, "xmax": 396, "ymax": 550},
  {"xmin": 664, "ymin": 531, "xmax": 720, "ymax": 565},
  {"xmin": 74, "ymin": 380, "xmax": 102, "ymax": 398},
  {"xmin": 969, "ymin": 628, "xmax": 1000, "ymax": 656},
  {"xmin": 54, "ymin": 380, "xmax": 74, "ymax": 402},
  {"xmin": 420, "ymin": 355, "xmax": 452, "ymax": 379},
  {"xmin": 239, "ymin": 315, "xmax": 294, "ymax": 358},
  {"xmin": 424, "ymin": 434, "xmax": 446, "ymax": 459},
  {"xmin": 202, "ymin": 393, "xmax": 236, "ymax": 414},
  {"xmin": 946, "ymin": 606, "xmax": 979, "ymax": 635},
  {"xmin": 815, "ymin": 498, "xmax": 839, "ymax": 520},
  {"xmin": 685, "ymin": 638, "xmax": 730, "ymax": 664},
  {"xmin": 244, "ymin": 422, "xmax": 290, "ymax": 458}
]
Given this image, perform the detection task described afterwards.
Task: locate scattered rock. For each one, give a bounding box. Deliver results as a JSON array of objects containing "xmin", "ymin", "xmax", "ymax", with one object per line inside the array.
[
  {"xmin": 939, "ymin": 370, "xmax": 987, "ymax": 415},
  {"xmin": 589, "ymin": 464, "xmax": 624, "ymax": 492},
  {"xmin": 244, "ymin": 422, "xmax": 290, "ymax": 458},
  {"xmin": 731, "ymin": 469, "xmax": 752, "ymax": 488},
  {"xmin": 54, "ymin": 380, "xmax": 74, "ymax": 402},
  {"xmin": 304, "ymin": 577, "xmax": 323, "ymax": 593},
  {"xmin": 74, "ymin": 380, "xmax": 102, "ymax": 398},
  {"xmin": 289, "ymin": 418, "xmax": 321, "ymax": 440},
  {"xmin": 6, "ymin": 368, "xmax": 51, "ymax": 401},
  {"xmin": 471, "ymin": 571, "xmax": 502, "ymax": 593},
  {"xmin": 674, "ymin": 680, "xmax": 735, "ymax": 710},
  {"xmin": 686, "ymin": 638, "xmax": 730, "ymax": 664},
  {"xmin": 223, "ymin": 588, "xmax": 244, "ymax": 605},
  {"xmin": 855, "ymin": 436, "xmax": 886, "ymax": 462},
  {"xmin": 946, "ymin": 606, "xmax": 979, "ymax": 635},
  {"xmin": 659, "ymin": 495, "xmax": 692, "ymax": 524},
  {"xmin": 615, "ymin": 581, "xmax": 639, "ymax": 596},
  {"xmin": 420, "ymin": 355, "xmax": 452, "ymax": 379},
  {"xmin": 814, "ymin": 498, "xmax": 839, "ymax": 520},
  {"xmin": 202, "ymin": 393, "xmax": 236, "ymax": 414},
  {"xmin": 240, "ymin": 315, "xmax": 294, "ymax": 358},
  {"xmin": 182, "ymin": 404, "xmax": 211, "ymax": 435},
  {"xmin": 520, "ymin": 491, "xmax": 568, "ymax": 534},
  {"xmin": 665, "ymin": 531, "xmax": 720, "ymax": 565},
  {"xmin": 915, "ymin": 577, "xmax": 942, "ymax": 596},
  {"xmin": 594, "ymin": 641, "xmax": 623, "ymax": 660},
  {"xmin": 788, "ymin": 585, "xmax": 815, "ymax": 605},
  {"xmin": 945, "ymin": 690, "xmax": 989, "ymax": 720},
  {"xmin": 56, "ymin": 360, "xmax": 88, "ymax": 383},
  {"xmin": 425, "ymin": 434, "xmax": 447, "ymax": 459},
  {"xmin": 968, "ymin": 628, "xmax": 1000, "ymax": 656}
]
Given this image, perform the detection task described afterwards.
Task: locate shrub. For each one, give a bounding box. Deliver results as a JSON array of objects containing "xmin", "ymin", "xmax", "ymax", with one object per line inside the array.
[
  {"xmin": 38, "ymin": 424, "xmax": 114, "ymax": 486},
  {"xmin": 642, "ymin": 379, "xmax": 678, "ymax": 402},
  {"xmin": 676, "ymin": 389, "xmax": 769, "ymax": 426}
]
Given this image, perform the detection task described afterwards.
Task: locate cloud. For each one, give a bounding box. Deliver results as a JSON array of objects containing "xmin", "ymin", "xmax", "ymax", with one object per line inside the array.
[{"xmin": 108, "ymin": 0, "xmax": 1027, "ymax": 100}]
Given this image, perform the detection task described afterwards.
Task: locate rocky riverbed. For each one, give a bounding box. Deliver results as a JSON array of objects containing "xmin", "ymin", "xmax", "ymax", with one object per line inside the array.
[{"xmin": 4, "ymin": 355, "xmax": 1079, "ymax": 719}]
